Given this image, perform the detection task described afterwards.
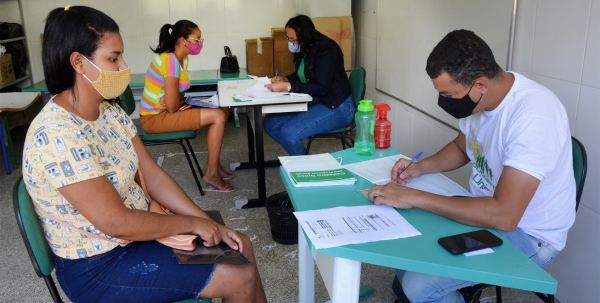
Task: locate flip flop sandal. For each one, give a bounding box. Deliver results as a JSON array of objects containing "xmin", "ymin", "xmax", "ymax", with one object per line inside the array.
[{"xmin": 203, "ymin": 186, "xmax": 237, "ymax": 193}]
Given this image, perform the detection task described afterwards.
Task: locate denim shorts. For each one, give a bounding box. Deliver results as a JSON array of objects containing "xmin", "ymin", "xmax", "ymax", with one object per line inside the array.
[{"xmin": 55, "ymin": 240, "xmax": 216, "ymax": 303}]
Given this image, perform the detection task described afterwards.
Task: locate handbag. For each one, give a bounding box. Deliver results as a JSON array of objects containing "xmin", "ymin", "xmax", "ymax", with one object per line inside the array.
[
  {"xmin": 220, "ymin": 46, "xmax": 240, "ymax": 73},
  {"xmin": 138, "ymin": 170, "xmax": 198, "ymax": 251}
]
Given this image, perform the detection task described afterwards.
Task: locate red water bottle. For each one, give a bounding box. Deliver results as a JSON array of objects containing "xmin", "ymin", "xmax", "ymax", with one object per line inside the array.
[{"xmin": 374, "ymin": 103, "xmax": 392, "ymax": 149}]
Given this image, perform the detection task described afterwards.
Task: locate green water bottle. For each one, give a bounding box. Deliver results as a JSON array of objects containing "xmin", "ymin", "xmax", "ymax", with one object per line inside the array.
[{"xmin": 354, "ymin": 100, "xmax": 376, "ymax": 156}]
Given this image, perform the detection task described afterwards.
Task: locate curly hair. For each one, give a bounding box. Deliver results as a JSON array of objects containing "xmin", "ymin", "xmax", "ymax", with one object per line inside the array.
[{"xmin": 425, "ymin": 30, "xmax": 501, "ymax": 87}]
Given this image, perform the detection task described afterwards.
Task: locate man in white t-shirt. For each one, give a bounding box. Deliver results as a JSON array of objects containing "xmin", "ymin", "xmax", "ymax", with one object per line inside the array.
[{"xmin": 368, "ymin": 30, "xmax": 576, "ymax": 303}]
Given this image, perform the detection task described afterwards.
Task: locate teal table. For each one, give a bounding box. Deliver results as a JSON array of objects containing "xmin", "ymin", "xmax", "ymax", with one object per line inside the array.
[
  {"xmin": 21, "ymin": 68, "xmax": 251, "ymax": 93},
  {"xmin": 282, "ymin": 147, "xmax": 557, "ymax": 303}
]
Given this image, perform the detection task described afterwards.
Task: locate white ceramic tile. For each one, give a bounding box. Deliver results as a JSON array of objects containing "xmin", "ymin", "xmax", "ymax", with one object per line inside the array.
[
  {"xmin": 224, "ymin": 0, "xmax": 253, "ymax": 33},
  {"xmin": 187, "ymin": 52, "xmax": 202, "ymax": 71},
  {"xmin": 511, "ymin": 0, "xmax": 537, "ymax": 72},
  {"xmin": 141, "ymin": 0, "xmax": 171, "ymax": 37},
  {"xmin": 529, "ymin": 75, "xmax": 580, "ymax": 133},
  {"xmin": 251, "ymin": 0, "xmax": 279, "ymax": 35},
  {"xmin": 552, "ymin": 206, "xmax": 600, "ymax": 303},
  {"xmin": 531, "ymin": 0, "xmax": 592, "ymax": 83},
  {"xmin": 363, "ymin": 37, "xmax": 376, "ymax": 90},
  {"xmin": 197, "ymin": 0, "xmax": 226, "ymax": 34},
  {"xmin": 83, "ymin": 0, "xmax": 112, "ymax": 16},
  {"xmin": 122, "ymin": 36, "xmax": 149, "ymax": 74},
  {"xmin": 573, "ymin": 85, "xmax": 600, "ymax": 214},
  {"xmin": 143, "ymin": 36, "xmax": 161, "ymax": 68},
  {"xmin": 430, "ymin": 125, "xmax": 455, "ymax": 157},
  {"xmin": 198, "ymin": 34, "xmax": 227, "ymax": 70},
  {"xmin": 169, "ymin": 0, "xmax": 198, "ymax": 24},
  {"xmin": 582, "ymin": 0, "xmax": 600, "ymax": 88},
  {"xmin": 112, "ymin": 0, "xmax": 143, "ymax": 38},
  {"xmin": 226, "ymin": 33, "xmax": 255, "ymax": 68},
  {"xmin": 278, "ymin": 0, "xmax": 296, "ymax": 27},
  {"xmin": 410, "ymin": 114, "xmax": 433, "ymax": 160}
]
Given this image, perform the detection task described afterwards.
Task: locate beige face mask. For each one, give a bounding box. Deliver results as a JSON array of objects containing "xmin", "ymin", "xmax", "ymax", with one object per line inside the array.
[{"xmin": 82, "ymin": 56, "xmax": 130, "ymax": 99}]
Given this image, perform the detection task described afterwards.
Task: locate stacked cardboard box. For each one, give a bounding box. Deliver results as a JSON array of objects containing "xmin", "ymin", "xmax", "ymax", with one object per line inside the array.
[
  {"xmin": 271, "ymin": 28, "xmax": 295, "ymax": 78},
  {"xmin": 312, "ymin": 16, "xmax": 354, "ymax": 73},
  {"xmin": 245, "ymin": 38, "xmax": 274, "ymax": 78},
  {"xmin": 0, "ymin": 54, "xmax": 16, "ymax": 86}
]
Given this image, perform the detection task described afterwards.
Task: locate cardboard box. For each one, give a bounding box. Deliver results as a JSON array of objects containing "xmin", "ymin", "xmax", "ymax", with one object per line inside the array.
[
  {"xmin": 0, "ymin": 54, "xmax": 16, "ymax": 86},
  {"xmin": 271, "ymin": 28, "xmax": 296, "ymax": 78},
  {"xmin": 246, "ymin": 38, "xmax": 274, "ymax": 78},
  {"xmin": 312, "ymin": 16, "xmax": 354, "ymax": 72}
]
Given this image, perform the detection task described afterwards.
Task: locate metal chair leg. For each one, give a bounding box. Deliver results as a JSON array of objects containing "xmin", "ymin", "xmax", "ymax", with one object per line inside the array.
[
  {"xmin": 185, "ymin": 139, "xmax": 204, "ymax": 178},
  {"xmin": 178, "ymin": 140, "xmax": 205, "ymax": 196},
  {"xmin": 496, "ymin": 286, "xmax": 502, "ymax": 303},
  {"xmin": 0, "ymin": 119, "xmax": 10, "ymax": 174},
  {"xmin": 44, "ymin": 275, "xmax": 64, "ymax": 303},
  {"xmin": 305, "ymin": 137, "xmax": 317, "ymax": 155}
]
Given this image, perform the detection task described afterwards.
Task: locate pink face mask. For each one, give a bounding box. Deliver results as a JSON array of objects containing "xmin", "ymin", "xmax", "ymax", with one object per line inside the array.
[{"xmin": 187, "ymin": 41, "xmax": 203, "ymax": 55}]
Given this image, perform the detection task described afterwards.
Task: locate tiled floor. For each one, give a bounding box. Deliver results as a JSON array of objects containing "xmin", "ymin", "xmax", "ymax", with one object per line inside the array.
[{"xmin": 0, "ymin": 114, "xmax": 545, "ymax": 302}]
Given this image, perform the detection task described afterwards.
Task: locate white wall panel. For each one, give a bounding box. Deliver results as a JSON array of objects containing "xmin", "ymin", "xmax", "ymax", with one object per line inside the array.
[
  {"xmin": 529, "ymin": 74, "xmax": 581, "ymax": 133},
  {"xmin": 582, "ymin": 0, "xmax": 600, "ymax": 89}
]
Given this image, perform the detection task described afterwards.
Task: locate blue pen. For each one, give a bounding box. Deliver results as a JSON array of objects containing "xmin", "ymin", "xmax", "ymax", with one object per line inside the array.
[
  {"xmin": 276, "ymin": 68, "xmax": 279, "ymax": 78},
  {"xmin": 397, "ymin": 151, "xmax": 423, "ymax": 180}
]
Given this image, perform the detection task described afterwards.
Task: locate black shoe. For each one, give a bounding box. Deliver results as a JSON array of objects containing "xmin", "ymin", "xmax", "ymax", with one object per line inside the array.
[{"xmin": 392, "ymin": 275, "xmax": 410, "ymax": 303}]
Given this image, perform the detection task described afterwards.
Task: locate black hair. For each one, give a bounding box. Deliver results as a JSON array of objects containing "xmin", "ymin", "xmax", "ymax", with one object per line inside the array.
[
  {"xmin": 42, "ymin": 6, "xmax": 119, "ymax": 95},
  {"xmin": 285, "ymin": 15, "xmax": 341, "ymax": 56},
  {"xmin": 151, "ymin": 20, "xmax": 199, "ymax": 54},
  {"xmin": 426, "ymin": 29, "xmax": 502, "ymax": 87}
]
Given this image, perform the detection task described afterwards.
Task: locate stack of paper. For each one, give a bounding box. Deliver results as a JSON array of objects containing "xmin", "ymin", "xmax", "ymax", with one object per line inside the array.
[
  {"xmin": 279, "ymin": 153, "xmax": 357, "ymax": 187},
  {"xmin": 294, "ymin": 204, "xmax": 421, "ymax": 249},
  {"xmin": 247, "ymin": 75, "xmax": 289, "ymax": 99},
  {"xmin": 343, "ymin": 154, "xmax": 472, "ymax": 197}
]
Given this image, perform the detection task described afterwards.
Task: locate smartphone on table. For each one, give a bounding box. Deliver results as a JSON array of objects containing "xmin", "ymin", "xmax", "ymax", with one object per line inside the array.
[{"xmin": 438, "ymin": 230, "xmax": 503, "ymax": 255}]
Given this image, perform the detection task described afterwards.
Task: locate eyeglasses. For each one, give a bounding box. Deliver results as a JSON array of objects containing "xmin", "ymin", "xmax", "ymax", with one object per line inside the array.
[
  {"xmin": 187, "ymin": 37, "xmax": 204, "ymax": 44},
  {"xmin": 285, "ymin": 35, "xmax": 298, "ymax": 43}
]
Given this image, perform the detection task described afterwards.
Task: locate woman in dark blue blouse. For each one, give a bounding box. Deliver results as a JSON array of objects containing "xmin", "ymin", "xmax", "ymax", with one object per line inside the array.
[{"xmin": 265, "ymin": 15, "xmax": 355, "ymax": 155}]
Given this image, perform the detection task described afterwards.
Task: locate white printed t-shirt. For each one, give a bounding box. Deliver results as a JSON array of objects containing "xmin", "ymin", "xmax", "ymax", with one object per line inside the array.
[{"xmin": 459, "ymin": 72, "xmax": 576, "ymax": 251}]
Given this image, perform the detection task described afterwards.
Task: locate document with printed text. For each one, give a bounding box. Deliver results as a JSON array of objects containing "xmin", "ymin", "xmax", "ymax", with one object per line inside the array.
[
  {"xmin": 344, "ymin": 155, "xmax": 471, "ymax": 197},
  {"xmin": 294, "ymin": 205, "xmax": 421, "ymax": 249}
]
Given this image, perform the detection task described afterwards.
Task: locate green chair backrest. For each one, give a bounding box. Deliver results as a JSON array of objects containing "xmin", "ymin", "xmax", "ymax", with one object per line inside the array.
[
  {"xmin": 348, "ymin": 67, "xmax": 366, "ymax": 107},
  {"xmin": 119, "ymin": 85, "xmax": 136, "ymax": 116},
  {"xmin": 571, "ymin": 137, "xmax": 587, "ymax": 211},
  {"xmin": 13, "ymin": 178, "xmax": 56, "ymax": 278}
]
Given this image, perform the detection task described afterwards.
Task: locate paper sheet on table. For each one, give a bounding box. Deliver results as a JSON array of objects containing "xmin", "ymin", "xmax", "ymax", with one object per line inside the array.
[
  {"xmin": 464, "ymin": 248, "xmax": 494, "ymax": 256},
  {"xmin": 294, "ymin": 205, "xmax": 421, "ymax": 249},
  {"xmin": 344, "ymin": 155, "xmax": 472, "ymax": 197},
  {"xmin": 247, "ymin": 76, "xmax": 272, "ymax": 93}
]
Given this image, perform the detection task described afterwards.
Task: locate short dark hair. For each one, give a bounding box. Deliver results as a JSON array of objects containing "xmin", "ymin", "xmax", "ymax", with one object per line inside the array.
[
  {"xmin": 285, "ymin": 15, "xmax": 340, "ymax": 56},
  {"xmin": 151, "ymin": 20, "xmax": 198, "ymax": 54},
  {"xmin": 43, "ymin": 6, "xmax": 119, "ymax": 95},
  {"xmin": 426, "ymin": 29, "xmax": 502, "ymax": 87}
]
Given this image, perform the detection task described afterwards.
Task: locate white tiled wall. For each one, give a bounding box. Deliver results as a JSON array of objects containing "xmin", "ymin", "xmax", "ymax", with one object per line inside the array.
[
  {"xmin": 353, "ymin": 0, "xmax": 600, "ymax": 302},
  {"xmin": 16, "ymin": 0, "xmax": 298, "ymax": 83}
]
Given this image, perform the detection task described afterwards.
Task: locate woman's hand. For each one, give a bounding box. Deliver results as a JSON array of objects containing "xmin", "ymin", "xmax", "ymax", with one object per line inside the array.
[
  {"xmin": 265, "ymin": 81, "xmax": 290, "ymax": 92},
  {"xmin": 271, "ymin": 76, "xmax": 288, "ymax": 83},
  {"xmin": 218, "ymin": 225, "xmax": 244, "ymax": 252},
  {"xmin": 192, "ymin": 218, "xmax": 222, "ymax": 247},
  {"xmin": 391, "ymin": 159, "xmax": 423, "ymax": 185}
]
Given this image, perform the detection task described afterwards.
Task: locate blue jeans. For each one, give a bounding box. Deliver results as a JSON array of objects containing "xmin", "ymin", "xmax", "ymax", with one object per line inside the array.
[
  {"xmin": 395, "ymin": 228, "xmax": 559, "ymax": 303},
  {"xmin": 55, "ymin": 241, "xmax": 216, "ymax": 303},
  {"xmin": 264, "ymin": 95, "xmax": 355, "ymax": 156}
]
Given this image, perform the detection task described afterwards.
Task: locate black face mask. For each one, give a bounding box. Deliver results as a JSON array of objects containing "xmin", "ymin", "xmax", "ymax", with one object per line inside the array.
[{"xmin": 438, "ymin": 83, "xmax": 483, "ymax": 119}]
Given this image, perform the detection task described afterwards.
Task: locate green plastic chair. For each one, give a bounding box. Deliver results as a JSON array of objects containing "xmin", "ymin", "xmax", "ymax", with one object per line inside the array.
[
  {"xmin": 13, "ymin": 177, "xmax": 211, "ymax": 303},
  {"xmin": 463, "ymin": 136, "xmax": 588, "ymax": 303},
  {"xmin": 119, "ymin": 86, "xmax": 205, "ymax": 196},
  {"xmin": 305, "ymin": 67, "xmax": 366, "ymax": 154}
]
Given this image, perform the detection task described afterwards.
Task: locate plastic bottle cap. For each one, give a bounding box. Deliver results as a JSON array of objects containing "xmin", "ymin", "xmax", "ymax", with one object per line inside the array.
[{"xmin": 357, "ymin": 99, "xmax": 374, "ymax": 112}]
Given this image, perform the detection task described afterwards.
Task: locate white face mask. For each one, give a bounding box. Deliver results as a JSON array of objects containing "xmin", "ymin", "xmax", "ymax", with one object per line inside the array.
[{"xmin": 288, "ymin": 41, "xmax": 302, "ymax": 53}]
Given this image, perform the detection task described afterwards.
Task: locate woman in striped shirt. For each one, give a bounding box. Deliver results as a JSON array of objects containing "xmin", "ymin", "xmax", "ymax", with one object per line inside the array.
[{"xmin": 140, "ymin": 20, "xmax": 235, "ymax": 192}]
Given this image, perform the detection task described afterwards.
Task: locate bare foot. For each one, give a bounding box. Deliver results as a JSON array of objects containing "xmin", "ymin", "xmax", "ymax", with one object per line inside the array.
[
  {"xmin": 202, "ymin": 173, "xmax": 234, "ymax": 190},
  {"xmin": 204, "ymin": 164, "xmax": 236, "ymax": 180}
]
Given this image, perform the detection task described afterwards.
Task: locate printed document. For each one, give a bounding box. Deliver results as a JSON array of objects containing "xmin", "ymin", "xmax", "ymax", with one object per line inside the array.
[
  {"xmin": 344, "ymin": 154, "xmax": 471, "ymax": 197},
  {"xmin": 247, "ymin": 76, "xmax": 289, "ymax": 99},
  {"xmin": 294, "ymin": 205, "xmax": 421, "ymax": 249},
  {"xmin": 280, "ymin": 153, "xmax": 356, "ymax": 187}
]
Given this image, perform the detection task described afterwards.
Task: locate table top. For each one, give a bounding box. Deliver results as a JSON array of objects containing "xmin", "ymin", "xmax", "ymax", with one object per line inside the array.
[
  {"xmin": 21, "ymin": 68, "xmax": 251, "ymax": 93},
  {"xmin": 281, "ymin": 147, "xmax": 557, "ymax": 295},
  {"xmin": 218, "ymin": 79, "xmax": 311, "ymax": 107},
  {"xmin": 0, "ymin": 92, "xmax": 40, "ymax": 111}
]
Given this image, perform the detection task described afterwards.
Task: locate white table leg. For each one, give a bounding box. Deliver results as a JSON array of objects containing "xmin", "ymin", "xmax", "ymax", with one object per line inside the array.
[
  {"xmin": 298, "ymin": 224, "xmax": 315, "ymax": 303},
  {"xmin": 331, "ymin": 257, "xmax": 361, "ymax": 303}
]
